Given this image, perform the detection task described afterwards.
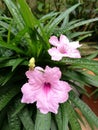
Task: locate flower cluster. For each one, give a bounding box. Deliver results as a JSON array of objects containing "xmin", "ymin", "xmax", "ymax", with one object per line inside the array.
[{"xmin": 21, "ymin": 34, "xmax": 81, "ymax": 114}]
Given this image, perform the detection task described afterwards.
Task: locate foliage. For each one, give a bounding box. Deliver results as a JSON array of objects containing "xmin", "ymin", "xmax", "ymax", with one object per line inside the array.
[
  {"xmin": 0, "ymin": 0, "xmax": 98, "ymax": 130},
  {"xmin": 63, "ymin": 0, "xmax": 98, "ymax": 41}
]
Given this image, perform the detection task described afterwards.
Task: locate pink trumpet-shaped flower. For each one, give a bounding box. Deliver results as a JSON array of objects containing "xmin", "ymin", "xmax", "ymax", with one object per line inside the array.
[
  {"xmin": 48, "ymin": 34, "xmax": 81, "ymax": 61},
  {"xmin": 21, "ymin": 66, "xmax": 71, "ymax": 114}
]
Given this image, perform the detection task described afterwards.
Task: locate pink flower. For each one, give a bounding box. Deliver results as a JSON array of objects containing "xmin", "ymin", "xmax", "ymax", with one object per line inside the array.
[
  {"xmin": 21, "ymin": 66, "xmax": 71, "ymax": 114},
  {"xmin": 48, "ymin": 34, "xmax": 81, "ymax": 61}
]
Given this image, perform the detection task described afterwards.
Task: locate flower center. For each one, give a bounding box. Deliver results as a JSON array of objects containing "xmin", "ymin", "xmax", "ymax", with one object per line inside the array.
[
  {"xmin": 43, "ymin": 82, "xmax": 51, "ymax": 94},
  {"xmin": 58, "ymin": 45, "xmax": 66, "ymax": 54}
]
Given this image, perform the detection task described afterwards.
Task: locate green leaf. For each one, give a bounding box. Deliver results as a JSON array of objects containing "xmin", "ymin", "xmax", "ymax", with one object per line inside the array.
[
  {"xmin": 0, "ymin": 71, "xmax": 14, "ymax": 86},
  {"xmin": 0, "ymin": 87, "xmax": 20, "ymax": 111},
  {"xmin": 0, "ymin": 57, "xmax": 11, "ymax": 62},
  {"xmin": 0, "ymin": 107, "xmax": 7, "ymax": 128},
  {"xmin": 66, "ymin": 102, "xmax": 82, "ymax": 130},
  {"xmin": 61, "ymin": 57, "xmax": 98, "ymax": 66},
  {"xmin": 0, "ymin": 40, "xmax": 25, "ymax": 54},
  {"xmin": 66, "ymin": 18, "xmax": 98, "ymax": 31},
  {"xmin": 17, "ymin": 0, "xmax": 39, "ymax": 29},
  {"xmin": 19, "ymin": 107, "xmax": 34, "ymax": 130},
  {"xmin": 86, "ymin": 52, "xmax": 98, "ymax": 60},
  {"xmin": 70, "ymin": 91, "xmax": 98, "ymax": 129},
  {"xmin": 35, "ymin": 110, "xmax": 51, "ymax": 130},
  {"xmin": 40, "ymin": 12, "xmax": 59, "ymax": 22},
  {"xmin": 80, "ymin": 71, "xmax": 98, "ymax": 87},
  {"xmin": 47, "ymin": 3, "xmax": 80, "ymax": 35},
  {"xmin": 63, "ymin": 70, "xmax": 86, "ymax": 85},
  {"xmin": 61, "ymin": 13, "xmax": 69, "ymax": 28},
  {"xmin": 70, "ymin": 31, "xmax": 93, "ymax": 39},
  {"xmin": 3, "ymin": 0, "xmax": 24, "ymax": 30},
  {"xmin": 61, "ymin": 103, "xmax": 69, "ymax": 130},
  {"xmin": 12, "ymin": 58, "xmax": 25, "ymax": 71},
  {"xmin": 1, "ymin": 117, "xmax": 10, "ymax": 130},
  {"xmin": 0, "ymin": 58, "xmax": 24, "ymax": 68},
  {"xmin": 78, "ymin": 33, "xmax": 92, "ymax": 41},
  {"xmin": 0, "ymin": 20, "xmax": 15, "ymax": 34},
  {"xmin": 12, "ymin": 100, "xmax": 25, "ymax": 117},
  {"xmin": 60, "ymin": 58, "xmax": 98, "ymax": 75},
  {"xmin": 51, "ymin": 119, "xmax": 58, "ymax": 130},
  {"xmin": 11, "ymin": 27, "xmax": 28, "ymax": 45},
  {"xmin": 55, "ymin": 106, "xmax": 63, "ymax": 130},
  {"xmin": 7, "ymin": 106, "xmax": 21, "ymax": 130}
]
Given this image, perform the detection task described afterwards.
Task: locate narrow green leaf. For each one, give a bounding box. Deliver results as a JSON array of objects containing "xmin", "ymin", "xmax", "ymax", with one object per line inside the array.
[
  {"xmin": 65, "ymin": 102, "xmax": 82, "ymax": 130},
  {"xmin": 0, "ymin": 107, "xmax": 7, "ymax": 128},
  {"xmin": 61, "ymin": 57, "xmax": 98, "ymax": 66},
  {"xmin": 1, "ymin": 117, "xmax": 10, "ymax": 130},
  {"xmin": 80, "ymin": 71, "xmax": 98, "ymax": 87},
  {"xmin": 19, "ymin": 107, "xmax": 34, "ymax": 130},
  {"xmin": 70, "ymin": 91, "xmax": 98, "ymax": 128},
  {"xmin": 1, "ymin": 71, "xmax": 14, "ymax": 86},
  {"xmin": 73, "ymin": 64, "xmax": 98, "ymax": 75},
  {"xmin": 63, "ymin": 70, "xmax": 86, "ymax": 85},
  {"xmin": 0, "ymin": 57, "xmax": 11, "ymax": 62},
  {"xmin": 70, "ymin": 31, "xmax": 93, "ymax": 39},
  {"xmin": 61, "ymin": 14, "xmax": 69, "ymax": 28},
  {"xmin": 78, "ymin": 33, "xmax": 92, "ymax": 41},
  {"xmin": 61, "ymin": 103, "xmax": 69, "ymax": 130},
  {"xmin": 35, "ymin": 110, "xmax": 51, "ymax": 130},
  {"xmin": 47, "ymin": 3, "xmax": 80, "ymax": 34},
  {"xmin": 0, "ymin": 40, "xmax": 25, "ymax": 54},
  {"xmin": 40, "ymin": 12, "xmax": 59, "ymax": 22},
  {"xmin": 0, "ymin": 87, "xmax": 19, "ymax": 111},
  {"xmin": 66, "ymin": 18, "xmax": 98, "ymax": 31},
  {"xmin": 0, "ymin": 58, "xmax": 24, "ymax": 68},
  {"xmin": 8, "ymin": 107, "xmax": 21, "ymax": 130},
  {"xmin": 12, "ymin": 100, "xmax": 25, "ymax": 117},
  {"xmin": 51, "ymin": 119, "xmax": 58, "ymax": 130},
  {"xmin": 17, "ymin": 0, "xmax": 39, "ymax": 29},
  {"xmin": 60, "ymin": 58, "xmax": 98, "ymax": 75},
  {"xmin": 12, "ymin": 58, "xmax": 24, "ymax": 71},
  {"xmin": 11, "ymin": 27, "xmax": 28, "ymax": 45},
  {"xmin": 0, "ymin": 20, "xmax": 15, "ymax": 34},
  {"xmin": 86, "ymin": 52, "xmax": 98, "ymax": 59},
  {"xmin": 65, "ymin": 19, "xmax": 82, "ymax": 27},
  {"xmin": 3, "ymin": 0, "xmax": 24, "ymax": 30},
  {"xmin": 55, "ymin": 106, "xmax": 63, "ymax": 130}
]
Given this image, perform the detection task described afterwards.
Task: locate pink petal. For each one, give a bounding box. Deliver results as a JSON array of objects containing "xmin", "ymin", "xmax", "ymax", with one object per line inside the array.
[
  {"xmin": 49, "ymin": 36, "xmax": 59, "ymax": 46},
  {"xmin": 21, "ymin": 83, "xmax": 37, "ymax": 103},
  {"xmin": 60, "ymin": 34, "xmax": 69, "ymax": 44},
  {"xmin": 44, "ymin": 66, "xmax": 61, "ymax": 82},
  {"xmin": 26, "ymin": 67, "xmax": 44, "ymax": 79},
  {"xmin": 36, "ymin": 89, "xmax": 59, "ymax": 114},
  {"xmin": 36, "ymin": 80, "xmax": 71, "ymax": 114},
  {"xmin": 69, "ymin": 41, "xmax": 82, "ymax": 49},
  {"xmin": 65, "ymin": 49, "xmax": 81, "ymax": 58},
  {"xmin": 48, "ymin": 47, "xmax": 63, "ymax": 61},
  {"xmin": 26, "ymin": 68, "xmax": 44, "ymax": 85},
  {"xmin": 50, "ymin": 81, "xmax": 72, "ymax": 103}
]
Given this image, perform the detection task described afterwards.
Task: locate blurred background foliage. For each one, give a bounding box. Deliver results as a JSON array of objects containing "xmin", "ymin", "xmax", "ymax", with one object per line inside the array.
[
  {"xmin": 1, "ymin": 0, "xmax": 98, "ymax": 40},
  {"xmin": 0, "ymin": 0, "xmax": 98, "ymax": 56},
  {"xmin": 28, "ymin": 0, "xmax": 98, "ymax": 42}
]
